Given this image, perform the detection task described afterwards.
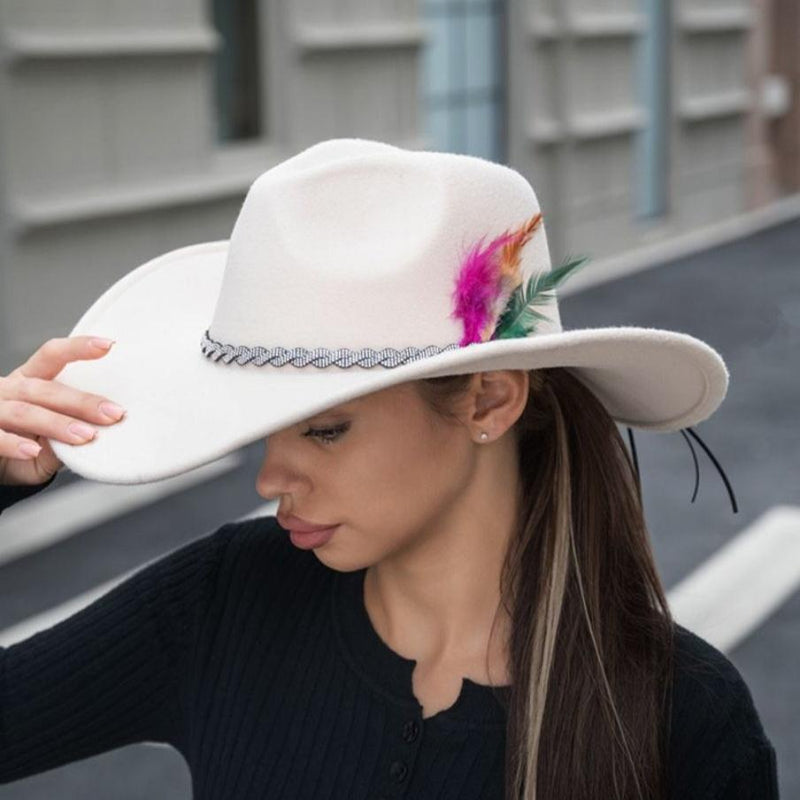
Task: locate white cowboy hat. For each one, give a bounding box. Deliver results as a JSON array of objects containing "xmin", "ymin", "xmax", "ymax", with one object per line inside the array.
[{"xmin": 49, "ymin": 137, "xmax": 729, "ymax": 485}]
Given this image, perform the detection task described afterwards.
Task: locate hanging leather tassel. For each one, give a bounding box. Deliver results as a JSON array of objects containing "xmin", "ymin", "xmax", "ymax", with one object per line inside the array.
[
  {"xmin": 681, "ymin": 427, "xmax": 738, "ymax": 513},
  {"xmin": 678, "ymin": 429, "xmax": 701, "ymax": 503},
  {"xmin": 625, "ymin": 426, "xmax": 738, "ymax": 514}
]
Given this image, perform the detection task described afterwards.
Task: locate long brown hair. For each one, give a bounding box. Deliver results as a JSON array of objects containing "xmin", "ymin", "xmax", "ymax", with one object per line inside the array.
[{"xmin": 416, "ymin": 367, "xmax": 675, "ymax": 800}]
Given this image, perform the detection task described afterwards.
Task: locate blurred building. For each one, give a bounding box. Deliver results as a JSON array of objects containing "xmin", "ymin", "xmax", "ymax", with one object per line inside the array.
[{"xmin": 0, "ymin": 0, "xmax": 797, "ymax": 373}]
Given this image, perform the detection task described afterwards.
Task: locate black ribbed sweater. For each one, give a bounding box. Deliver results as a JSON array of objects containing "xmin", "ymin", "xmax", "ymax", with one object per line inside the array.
[{"xmin": 0, "ymin": 478, "xmax": 780, "ymax": 798}]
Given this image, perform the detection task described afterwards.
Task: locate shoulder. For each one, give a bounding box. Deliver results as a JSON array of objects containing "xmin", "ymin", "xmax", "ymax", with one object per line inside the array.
[
  {"xmin": 667, "ymin": 624, "xmax": 777, "ymax": 797},
  {"xmin": 670, "ymin": 623, "xmax": 769, "ymax": 746}
]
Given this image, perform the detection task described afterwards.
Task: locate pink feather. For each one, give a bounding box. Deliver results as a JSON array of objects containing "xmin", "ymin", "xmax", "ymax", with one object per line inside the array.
[{"xmin": 450, "ymin": 230, "xmax": 517, "ymax": 346}]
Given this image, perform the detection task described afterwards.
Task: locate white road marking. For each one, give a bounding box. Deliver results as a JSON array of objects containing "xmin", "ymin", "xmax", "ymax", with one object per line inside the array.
[{"xmin": 666, "ymin": 505, "xmax": 800, "ymax": 652}]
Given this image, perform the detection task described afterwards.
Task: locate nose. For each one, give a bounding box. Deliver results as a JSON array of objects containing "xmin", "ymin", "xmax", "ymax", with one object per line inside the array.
[{"xmin": 254, "ymin": 436, "xmax": 309, "ymax": 501}]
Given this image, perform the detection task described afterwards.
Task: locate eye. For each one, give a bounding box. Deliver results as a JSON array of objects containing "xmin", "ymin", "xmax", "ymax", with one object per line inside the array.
[{"xmin": 302, "ymin": 422, "xmax": 350, "ymax": 444}]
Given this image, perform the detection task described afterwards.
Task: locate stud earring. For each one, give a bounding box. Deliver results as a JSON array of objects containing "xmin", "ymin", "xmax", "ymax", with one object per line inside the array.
[{"xmin": 479, "ymin": 431, "xmax": 489, "ymax": 442}]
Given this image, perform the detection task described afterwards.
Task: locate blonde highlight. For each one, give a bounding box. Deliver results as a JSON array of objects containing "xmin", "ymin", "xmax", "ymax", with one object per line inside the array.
[{"xmin": 416, "ymin": 367, "xmax": 675, "ymax": 800}]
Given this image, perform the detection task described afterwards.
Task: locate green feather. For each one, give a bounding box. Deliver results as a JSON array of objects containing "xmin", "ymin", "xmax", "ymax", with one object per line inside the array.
[{"xmin": 491, "ymin": 254, "xmax": 591, "ymax": 340}]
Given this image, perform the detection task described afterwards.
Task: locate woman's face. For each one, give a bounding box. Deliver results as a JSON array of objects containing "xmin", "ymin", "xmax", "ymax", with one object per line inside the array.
[{"xmin": 255, "ymin": 380, "xmax": 478, "ymax": 571}]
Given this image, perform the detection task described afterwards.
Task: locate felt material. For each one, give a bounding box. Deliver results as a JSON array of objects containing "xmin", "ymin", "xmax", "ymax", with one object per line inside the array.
[{"xmin": 48, "ymin": 138, "xmax": 729, "ymax": 485}]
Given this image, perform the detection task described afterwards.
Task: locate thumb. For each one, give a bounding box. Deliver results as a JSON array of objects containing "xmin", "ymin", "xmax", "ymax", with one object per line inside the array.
[{"xmin": 32, "ymin": 436, "xmax": 65, "ymax": 482}]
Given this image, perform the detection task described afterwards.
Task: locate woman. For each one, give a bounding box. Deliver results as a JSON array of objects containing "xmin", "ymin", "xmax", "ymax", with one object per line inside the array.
[{"xmin": 0, "ymin": 138, "xmax": 778, "ymax": 798}]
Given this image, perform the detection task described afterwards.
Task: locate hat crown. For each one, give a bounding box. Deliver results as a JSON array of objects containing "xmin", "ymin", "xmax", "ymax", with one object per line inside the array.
[{"xmin": 208, "ymin": 138, "xmax": 561, "ymax": 354}]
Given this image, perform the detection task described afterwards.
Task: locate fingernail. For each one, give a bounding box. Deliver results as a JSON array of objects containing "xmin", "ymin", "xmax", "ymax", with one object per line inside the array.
[
  {"xmin": 18, "ymin": 442, "xmax": 42, "ymax": 458},
  {"xmin": 99, "ymin": 401, "xmax": 126, "ymax": 421},
  {"xmin": 91, "ymin": 338, "xmax": 115, "ymax": 350},
  {"xmin": 68, "ymin": 422, "xmax": 96, "ymax": 441}
]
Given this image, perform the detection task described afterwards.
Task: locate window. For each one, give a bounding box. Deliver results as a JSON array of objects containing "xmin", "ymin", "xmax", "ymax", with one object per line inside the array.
[
  {"xmin": 421, "ymin": 0, "xmax": 507, "ymax": 161},
  {"xmin": 209, "ymin": 0, "xmax": 263, "ymax": 142},
  {"xmin": 635, "ymin": 0, "xmax": 670, "ymax": 218}
]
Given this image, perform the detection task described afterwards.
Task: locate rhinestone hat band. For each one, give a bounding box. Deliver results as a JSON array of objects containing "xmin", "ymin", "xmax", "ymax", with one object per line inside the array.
[{"xmin": 200, "ymin": 329, "xmax": 463, "ymax": 369}]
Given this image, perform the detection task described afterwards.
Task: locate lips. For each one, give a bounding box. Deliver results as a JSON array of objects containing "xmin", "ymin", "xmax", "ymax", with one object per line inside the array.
[{"xmin": 277, "ymin": 513, "xmax": 338, "ymax": 533}]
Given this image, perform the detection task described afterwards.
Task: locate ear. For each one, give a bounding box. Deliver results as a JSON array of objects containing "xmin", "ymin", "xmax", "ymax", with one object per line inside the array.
[{"xmin": 468, "ymin": 370, "xmax": 529, "ymax": 439}]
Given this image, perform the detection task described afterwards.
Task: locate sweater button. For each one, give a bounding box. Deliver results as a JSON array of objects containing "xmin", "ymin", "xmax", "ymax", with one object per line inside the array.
[
  {"xmin": 389, "ymin": 759, "xmax": 409, "ymax": 782},
  {"xmin": 402, "ymin": 719, "xmax": 420, "ymax": 742}
]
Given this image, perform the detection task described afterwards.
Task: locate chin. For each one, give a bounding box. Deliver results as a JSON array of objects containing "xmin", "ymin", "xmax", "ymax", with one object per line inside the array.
[{"xmin": 313, "ymin": 544, "xmax": 379, "ymax": 574}]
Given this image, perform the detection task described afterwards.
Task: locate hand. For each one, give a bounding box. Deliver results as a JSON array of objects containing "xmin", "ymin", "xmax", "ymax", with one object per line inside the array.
[{"xmin": 0, "ymin": 336, "xmax": 127, "ymax": 486}]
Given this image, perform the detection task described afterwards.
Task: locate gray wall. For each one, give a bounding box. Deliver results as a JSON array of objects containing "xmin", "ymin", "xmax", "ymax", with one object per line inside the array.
[{"xmin": 506, "ymin": 0, "xmax": 761, "ymax": 260}]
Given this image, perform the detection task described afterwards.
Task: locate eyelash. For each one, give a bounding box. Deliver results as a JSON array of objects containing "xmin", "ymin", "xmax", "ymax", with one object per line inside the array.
[{"xmin": 302, "ymin": 422, "xmax": 350, "ymax": 444}]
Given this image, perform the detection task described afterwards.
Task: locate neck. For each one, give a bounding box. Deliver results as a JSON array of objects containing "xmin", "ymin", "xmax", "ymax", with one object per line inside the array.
[{"xmin": 363, "ymin": 433, "xmax": 519, "ymax": 674}]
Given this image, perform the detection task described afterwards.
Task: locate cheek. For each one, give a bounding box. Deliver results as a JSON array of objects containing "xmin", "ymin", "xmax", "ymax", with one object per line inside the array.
[
  {"xmin": 347, "ymin": 428, "xmax": 469, "ymax": 525},
  {"xmin": 316, "ymin": 425, "xmax": 473, "ymax": 568}
]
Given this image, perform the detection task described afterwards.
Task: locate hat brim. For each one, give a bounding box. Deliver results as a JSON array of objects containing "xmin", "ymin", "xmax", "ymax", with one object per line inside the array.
[{"xmin": 49, "ymin": 241, "xmax": 729, "ymax": 484}]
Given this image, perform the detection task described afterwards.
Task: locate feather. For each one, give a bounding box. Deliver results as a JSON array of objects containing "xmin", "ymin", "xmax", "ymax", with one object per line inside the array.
[
  {"xmin": 451, "ymin": 230, "xmax": 517, "ymax": 346},
  {"xmin": 491, "ymin": 254, "xmax": 591, "ymax": 340},
  {"xmin": 450, "ymin": 212, "xmax": 545, "ymax": 346},
  {"xmin": 497, "ymin": 211, "xmax": 543, "ymax": 293}
]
